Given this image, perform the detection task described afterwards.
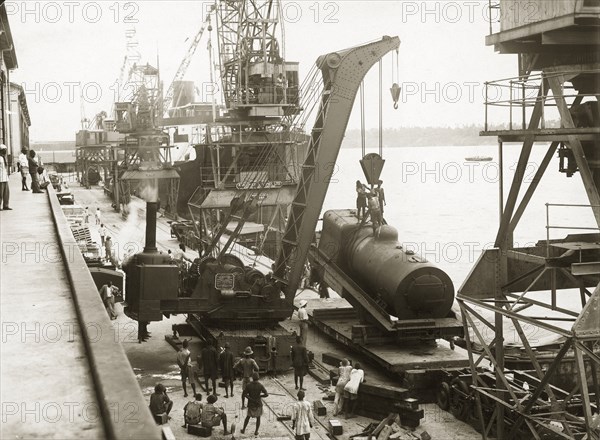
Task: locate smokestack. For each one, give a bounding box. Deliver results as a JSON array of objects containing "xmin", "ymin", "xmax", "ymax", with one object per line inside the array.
[{"xmin": 144, "ymin": 201, "xmax": 158, "ymax": 252}]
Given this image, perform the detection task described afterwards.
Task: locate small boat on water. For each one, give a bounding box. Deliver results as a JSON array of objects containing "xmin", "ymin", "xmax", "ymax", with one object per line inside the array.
[{"xmin": 465, "ymin": 155, "xmax": 493, "ymax": 162}]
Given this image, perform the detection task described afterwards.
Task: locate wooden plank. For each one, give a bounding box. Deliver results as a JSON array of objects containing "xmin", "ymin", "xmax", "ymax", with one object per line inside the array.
[
  {"xmin": 322, "ymin": 352, "xmax": 352, "ymax": 367},
  {"xmin": 360, "ymin": 383, "xmax": 409, "ymax": 400}
]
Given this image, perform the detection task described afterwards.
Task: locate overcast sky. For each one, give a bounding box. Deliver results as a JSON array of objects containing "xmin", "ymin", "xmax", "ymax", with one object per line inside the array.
[{"xmin": 7, "ymin": 1, "xmax": 517, "ymax": 141}]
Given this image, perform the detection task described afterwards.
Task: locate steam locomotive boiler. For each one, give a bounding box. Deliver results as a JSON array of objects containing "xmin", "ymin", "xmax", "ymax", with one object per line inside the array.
[{"xmin": 314, "ymin": 209, "xmax": 462, "ymax": 342}]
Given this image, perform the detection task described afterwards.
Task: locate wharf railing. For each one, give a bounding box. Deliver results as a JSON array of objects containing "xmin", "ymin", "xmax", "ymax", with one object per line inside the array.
[
  {"xmin": 545, "ymin": 202, "xmax": 600, "ymax": 258},
  {"xmin": 482, "ymin": 68, "xmax": 600, "ymax": 132}
]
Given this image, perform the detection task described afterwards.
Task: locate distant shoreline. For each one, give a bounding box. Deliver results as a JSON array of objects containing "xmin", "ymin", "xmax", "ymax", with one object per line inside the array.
[{"xmin": 29, "ymin": 125, "xmax": 514, "ymax": 150}]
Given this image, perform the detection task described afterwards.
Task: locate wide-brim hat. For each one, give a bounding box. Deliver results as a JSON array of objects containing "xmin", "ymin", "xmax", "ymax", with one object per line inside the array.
[
  {"xmin": 0, "ymin": 144, "xmax": 6, "ymax": 150},
  {"xmin": 224, "ymin": 342, "xmax": 230, "ymax": 348},
  {"xmin": 243, "ymin": 346, "xmax": 253, "ymax": 355},
  {"xmin": 299, "ymin": 299, "xmax": 308, "ymax": 308}
]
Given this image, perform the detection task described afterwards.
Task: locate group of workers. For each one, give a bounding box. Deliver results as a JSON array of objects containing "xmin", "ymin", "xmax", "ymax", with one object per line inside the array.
[
  {"xmin": 153, "ymin": 338, "xmax": 315, "ymax": 438},
  {"xmin": 332, "ymin": 359, "xmax": 365, "ymax": 419},
  {"xmin": 0, "ymin": 145, "xmax": 54, "ymax": 211},
  {"xmin": 356, "ymin": 179, "xmax": 386, "ymax": 234}
]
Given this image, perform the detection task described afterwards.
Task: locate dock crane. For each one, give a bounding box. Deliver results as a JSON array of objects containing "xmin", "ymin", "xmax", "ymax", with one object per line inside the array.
[
  {"xmin": 273, "ymin": 36, "xmax": 401, "ymax": 300},
  {"xmin": 126, "ymin": 35, "xmax": 401, "ymax": 359},
  {"xmin": 161, "ymin": 5, "xmax": 216, "ymax": 117}
]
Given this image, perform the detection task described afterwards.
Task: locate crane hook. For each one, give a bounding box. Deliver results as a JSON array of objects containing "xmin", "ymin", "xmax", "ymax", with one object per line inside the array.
[{"xmin": 390, "ymin": 83, "xmax": 401, "ymax": 110}]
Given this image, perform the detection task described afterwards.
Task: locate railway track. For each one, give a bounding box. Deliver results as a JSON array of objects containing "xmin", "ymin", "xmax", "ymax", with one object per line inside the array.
[{"xmin": 266, "ymin": 376, "xmax": 333, "ymax": 440}]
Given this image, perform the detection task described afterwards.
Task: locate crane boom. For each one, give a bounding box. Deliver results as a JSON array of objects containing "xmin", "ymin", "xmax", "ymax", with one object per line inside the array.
[
  {"xmin": 162, "ymin": 6, "xmax": 215, "ymax": 116},
  {"xmin": 273, "ymin": 36, "xmax": 401, "ymax": 302}
]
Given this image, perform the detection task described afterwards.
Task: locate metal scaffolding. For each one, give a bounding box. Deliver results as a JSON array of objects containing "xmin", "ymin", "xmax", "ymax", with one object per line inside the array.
[{"xmin": 458, "ymin": 65, "xmax": 600, "ymax": 439}]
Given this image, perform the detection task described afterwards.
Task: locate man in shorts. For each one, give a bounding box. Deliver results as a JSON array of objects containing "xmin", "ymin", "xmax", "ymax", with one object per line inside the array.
[
  {"xmin": 343, "ymin": 362, "xmax": 364, "ymax": 418},
  {"xmin": 219, "ymin": 342, "xmax": 235, "ymax": 398},
  {"xmin": 234, "ymin": 346, "xmax": 260, "ymax": 409},
  {"xmin": 149, "ymin": 384, "xmax": 173, "ymax": 419},
  {"xmin": 200, "ymin": 340, "xmax": 219, "ymax": 394},
  {"xmin": 177, "ymin": 339, "xmax": 197, "ymax": 398},
  {"xmin": 200, "ymin": 394, "xmax": 228, "ymax": 435},
  {"xmin": 290, "ymin": 336, "xmax": 309, "ymax": 390},
  {"xmin": 182, "ymin": 393, "xmax": 203, "ymax": 429},
  {"xmin": 241, "ymin": 372, "xmax": 268, "ymax": 436}
]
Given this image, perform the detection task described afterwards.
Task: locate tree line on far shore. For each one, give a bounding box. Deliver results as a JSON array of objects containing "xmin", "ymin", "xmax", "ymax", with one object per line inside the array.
[{"xmin": 342, "ymin": 124, "xmax": 514, "ymax": 148}]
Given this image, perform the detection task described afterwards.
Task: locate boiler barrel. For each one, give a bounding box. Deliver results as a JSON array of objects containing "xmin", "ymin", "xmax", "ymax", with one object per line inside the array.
[{"xmin": 320, "ymin": 210, "xmax": 454, "ymax": 320}]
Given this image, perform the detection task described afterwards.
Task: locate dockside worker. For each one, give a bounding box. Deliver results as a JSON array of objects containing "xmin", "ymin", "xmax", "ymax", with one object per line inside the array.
[
  {"xmin": 149, "ymin": 383, "xmax": 173, "ymax": 419},
  {"xmin": 233, "ymin": 346, "xmax": 260, "ymax": 409},
  {"xmin": 241, "ymin": 372, "xmax": 268, "ymax": 436},
  {"xmin": 0, "ymin": 144, "xmax": 10, "ymax": 210},
  {"xmin": 99, "ymin": 224, "xmax": 106, "ymax": 246},
  {"xmin": 333, "ymin": 359, "xmax": 353, "ymax": 416},
  {"xmin": 28, "ymin": 150, "xmax": 42, "ymax": 193},
  {"xmin": 290, "ymin": 336, "xmax": 309, "ymax": 390},
  {"xmin": 343, "ymin": 362, "xmax": 364, "ymax": 418},
  {"xmin": 219, "ymin": 342, "xmax": 235, "ymax": 398},
  {"xmin": 291, "ymin": 389, "xmax": 314, "ymax": 440},
  {"xmin": 297, "ymin": 300, "xmax": 309, "ymax": 345},
  {"xmin": 201, "ymin": 394, "xmax": 229, "ymax": 435},
  {"xmin": 99, "ymin": 281, "xmax": 117, "ymax": 320},
  {"xmin": 200, "ymin": 340, "xmax": 219, "ymax": 395},
  {"xmin": 95, "ymin": 207, "xmax": 101, "ymax": 225},
  {"xmin": 104, "ymin": 236, "xmax": 113, "ymax": 263},
  {"xmin": 355, "ymin": 180, "xmax": 367, "ymax": 221},
  {"xmin": 375, "ymin": 180, "xmax": 386, "ymax": 216},
  {"xmin": 367, "ymin": 193, "xmax": 382, "ymax": 234},
  {"xmin": 177, "ymin": 339, "xmax": 197, "ymax": 398},
  {"xmin": 182, "ymin": 393, "xmax": 203, "ymax": 429},
  {"xmin": 138, "ymin": 321, "xmax": 150, "ymax": 343},
  {"xmin": 18, "ymin": 147, "xmax": 29, "ymax": 191}
]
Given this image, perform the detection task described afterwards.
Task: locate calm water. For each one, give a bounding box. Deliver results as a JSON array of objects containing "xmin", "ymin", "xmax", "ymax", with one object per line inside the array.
[{"xmin": 323, "ymin": 145, "xmax": 596, "ymax": 320}]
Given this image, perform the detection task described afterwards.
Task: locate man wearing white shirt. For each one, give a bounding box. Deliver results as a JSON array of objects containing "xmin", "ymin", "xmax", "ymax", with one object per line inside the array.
[
  {"xmin": 0, "ymin": 144, "xmax": 11, "ymax": 210},
  {"xmin": 99, "ymin": 224, "xmax": 106, "ymax": 246},
  {"xmin": 291, "ymin": 389, "xmax": 314, "ymax": 440},
  {"xmin": 99, "ymin": 281, "xmax": 117, "ymax": 320},
  {"xmin": 18, "ymin": 148, "xmax": 29, "ymax": 191},
  {"xmin": 297, "ymin": 300, "xmax": 309, "ymax": 345}
]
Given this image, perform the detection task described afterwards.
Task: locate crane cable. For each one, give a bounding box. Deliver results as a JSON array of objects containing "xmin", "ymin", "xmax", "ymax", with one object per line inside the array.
[
  {"xmin": 360, "ymin": 81, "xmax": 365, "ymax": 158},
  {"xmin": 391, "ymin": 49, "xmax": 401, "ymax": 110},
  {"xmin": 379, "ymin": 59, "xmax": 383, "ymax": 158}
]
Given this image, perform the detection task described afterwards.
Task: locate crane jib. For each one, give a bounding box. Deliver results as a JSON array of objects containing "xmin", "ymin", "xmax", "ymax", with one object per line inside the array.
[{"xmin": 272, "ymin": 36, "xmax": 401, "ymax": 301}]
